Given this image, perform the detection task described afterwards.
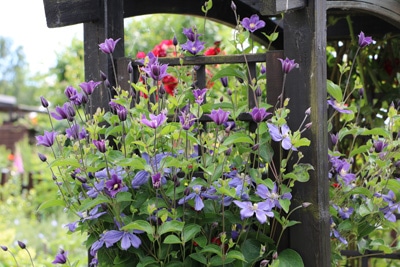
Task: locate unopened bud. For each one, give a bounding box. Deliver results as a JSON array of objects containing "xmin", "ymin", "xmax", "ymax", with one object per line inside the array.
[
  {"xmin": 305, "ymin": 122, "xmax": 312, "ymax": 129},
  {"xmin": 231, "ymin": 1, "xmax": 236, "ymax": 11},
  {"xmin": 260, "ymin": 260, "xmax": 269, "ymax": 267},
  {"xmin": 1, "ymin": 245, "xmax": 8, "ymax": 251},
  {"xmin": 100, "ymin": 71, "xmax": 107, "ymax": 81},
  {"xmin": 227, "ymin": 88, "xmax": 232, "ymax": 96},
  {"xmin": 127, "ymin": 61, "xmax": 133, "ymax": 74},
  {"xmin": 220, "ymin": 96, "xmax": 224, "ymax": 102},
  {"xmin": 305, "ymin": 107, "xmax": 311, "ymax": 115},
  {"xmin": 38, "ymin": 153, "xmax": 47, "ymax": 162},
  {"xmin": 255, "ymin": 86, "xmax": 262, "ymax": 97},
  {"xmin": 17, "ymin": 241, "xmax": 26, "ymax": 249},
  {"xmin": 173, "ymin": 35, "xmax": 178, "ymax": 46},
  {"xmin": 252, "ymin": 144, "xmax": 259, "ymax": 151},
  {"xmin": 225, "ymin": 147, "xmax": 232, "ymax": 156},
  {"xmin": 40, "ymin": 96, "xmax": 49, "ymax": 108}
]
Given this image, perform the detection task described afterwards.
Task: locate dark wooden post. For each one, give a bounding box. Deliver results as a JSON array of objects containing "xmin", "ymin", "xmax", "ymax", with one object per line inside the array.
[
  {"xmin": 83, "ymin": 0, "xmax": 125, "ymax": 112},
  {"xmin": 283, "ymin": 0, "xmax": 330, "ymax": 266}
]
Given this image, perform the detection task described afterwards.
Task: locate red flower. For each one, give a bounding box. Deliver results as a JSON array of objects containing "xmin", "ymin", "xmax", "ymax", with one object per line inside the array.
[
  {"xmin": 204, "ymin": 41, "xmax": 222, "ymax": 56},
  {"xmin": 162, "ymin": 75, "xmax": 178, "ymax": 96},
  {"xmin": 136, "ymin": 51, "xmax": 146, "ymax": 59}
]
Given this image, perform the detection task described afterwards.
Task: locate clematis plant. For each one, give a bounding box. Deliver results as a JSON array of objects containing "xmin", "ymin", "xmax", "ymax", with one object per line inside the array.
[{"xmin": 34, "ymin": 2, "xmax": 314, "ymax": 267}]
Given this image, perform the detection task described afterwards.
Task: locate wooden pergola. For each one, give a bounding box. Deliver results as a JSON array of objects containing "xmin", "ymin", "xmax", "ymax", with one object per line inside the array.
[{"xmin": 42, "ymin": 0, "xmax": 400, "ymax": 266}]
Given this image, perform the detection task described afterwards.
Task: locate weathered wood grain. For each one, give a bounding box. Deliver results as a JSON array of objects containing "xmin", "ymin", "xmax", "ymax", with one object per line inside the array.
[{"xmin": 260, "ymin": 0, "xmax": 306, "ymax": 15}]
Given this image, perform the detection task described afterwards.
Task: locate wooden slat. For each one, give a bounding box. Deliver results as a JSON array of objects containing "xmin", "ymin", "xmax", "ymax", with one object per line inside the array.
[
  {"xmin": 283, "ymin": 0, "xmax": 330, "ymax": 266},
  {"xmin": 260, "ymin": 0, "xmax": 306, "ymax": 15},
  {"xmin": 42, "ymin": 0, "xmax": 99, "ymax": 28}
]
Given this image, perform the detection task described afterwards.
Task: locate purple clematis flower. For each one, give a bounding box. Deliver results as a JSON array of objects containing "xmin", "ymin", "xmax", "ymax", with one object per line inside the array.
[
  {"xmin": 131, "ymin": 153, "xmax": 169, "ymax": 189},
  {"xmin": 330, "ymin": 157, "xmax": 356, "ymax": 185},
  {"xmin": 335, "ymin": 205, "xmax": 354, "ymax": 220},
  {"xmin": 79, "ymin": 80, "xmax": 102, "ymax": 96},
  {"xmin": 241, "ymin": 14, "xmax": 266, "ymax": 32},
  {"xmin": 358, "ymin": 31, "xmax": 374, "ymax": 48},
  {"xmin": 179, "ymin": 110, "xmax": 196, "ymax": 131},
  {"xmin": 327, "ymin": 99, "xmax": 352, "ymax": 114},
  {"xmin": 256, "ymin": 183, "xmax": 292, "ymax": 209},
  {"xmin": 373, "ymin": 140, "xmax": 388, "ymax": 153},
  {"xmin": 233, "ymin": 200, "xmax": 274, "ymax": 224},
  {"xmin": 178, "ymin": 185, "xmax": 217, "ymax": 211},
  {"xmin": 66, "ymin": 124, "xmax": 87, "ymax": 140},
  {"xmin": 103, "ymin": 230, "xmax": 141, "ymax": 250},
  {"xmin": 51, "ymin": 102, "xmax": 75, "ymax": 121},
  {"xmin": 330, "ymin": 218, "xmax": 348, "ymax": 245},
  {"xmin": 86, "ymin": 180, "xmax": 105, "ymax": 198},
  {"xmin": 143, "ymin": 61, "xmax": 169, "ymax": 81},
  {"xmin": 36, "ymin": 131, "xmax": 57, "ymax": 147},
  {"xmin": 267, "ymin": 123, "xmax": 296, "ymax": 151},
  {"xmin": 52, "ymin": 249, "xmax": 68, "ymax": 264},
  {"xmin": 141, "ymin": 112, "xmax": 167, "ymax": 129},
  {"xmin": 99, "ymin": 38, "xmax": 121, "ymax": 54},
  {"xmin": 193, "ymin": 88, "xmax": 207, "ymax": 104},
  {"xmin": 250, "ymin": 107, "xmax": 270, "ymax": 123},
  {"xmin": 278, "ymin": 58, "xmax": 298, "ymax": 74},
  {"xmin": 181, "ymin": 39, "xmax": 205, "ymax": 55},
  {"xmin": 105, "ymin": 174, "xmax": 127, "ymax": 197},
  {"xmin": 152, "ymin": 173, "xmax": 162, "ymax": 189},
  {"xmin": 183, "ymin": 28, "xmax": 201, "ymax": 42},
  {"xmin": 208, "ymin": 108, "xmax": 230, "ymax": 125}
]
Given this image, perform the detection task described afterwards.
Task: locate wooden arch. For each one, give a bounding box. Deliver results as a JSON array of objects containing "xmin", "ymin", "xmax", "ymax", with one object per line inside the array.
[{"xmin": 42, "ymin": 0, "xmax": 400, "ymax": 266}]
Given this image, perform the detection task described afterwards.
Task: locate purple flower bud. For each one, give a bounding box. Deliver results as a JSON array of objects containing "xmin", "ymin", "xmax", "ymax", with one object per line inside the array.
[
  {"xmin": 127, "ymin": 61, "xmax": 133, "ymax": 74},
  {"xmin": 305, "ymin": 122, "xmax": 312, "ymax": 129},
  {"xmin": 305, "ymin": 107, "xmax": 311, "ymax": 116},
  {"xmin": 220, "ymin": 77, "xmax": 228, "ymax": 87},
  {"xmin": 302, "ymin": 202, "xmax": 312, "ymax": 208},
  {"xmin": 227, "ymin": 88, "xmax": 232, "ymax": 96},
  {"xmin": 359, "ymin": 88, "xmax": 364, "ymax": 98},
  {"xmin": 76, "ymin": 176, "xmax": 87, "ymax": 184},
  {"xmin": 220, "ymin": 96, "xmax": 224, "ymax": 102},
  {"xmin": 252, "ymin": 144, "xmax": 259, "ymax": 151},
  {"xmin": 17, "ymin": 241, "xmax": 26, "ymax": 249},
  {"xmin": 231, "ymin": 1, "xmax": 237, "ymax": 11},
  {"xmin": 38, "ymin": 153, "xmax": 47, "ymax": 162},
  {"xmin": 100, "ymin": 71, "xmax": 107, "ymax": 81},
  {"xmin": 1, "ymin": 245, "xmax": 8, "ymax": 251},
  {"xmin": 79, "ymin": 80, "xmax": 102, "ymax": 96},
  {"xmin": 330, "ymin": 133, "xmax": 339, "ymax": 145},
  {"xmin": 260, "ymin": 64, "xmax": 266, "ymax": 75},
  {"xmin": 225, "ymin": 147, "xmax": 232, "ymax": 156},
  {"xmin": 152, "ymin": 173, "xmax": 162, "ymax": 189},
  {"xmin": 40, "ymin": 96, "xmax": 49, "ymax": 108},
  {"xmin": 159, "ymin": 84, "xmax": 166, "ymax": 96},
  {"xmin": 255, "ymin": 86, "xmax": 262, "ymax": 97},
  {"xmin": 93, "ymin": 139, "xmax": 106, "ymax": 153},
  {"xmin": 173, "ymin": 35, "xmax": 178, "ymax": 46}
]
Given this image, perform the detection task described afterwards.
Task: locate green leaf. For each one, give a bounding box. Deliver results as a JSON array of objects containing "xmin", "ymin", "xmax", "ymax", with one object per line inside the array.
[
  {"xmin": 361, "ymin": 128, "xmax": 390, "ymax": 138},
  {"xmin": 189, "ymin": 253, "xmax": 207, "ymax": 265},
  {"xmin": 279, "ymin": 198, "xmax": 291, "ymax": 213},
  {"xmin": 241, "ymin": 239, "xmax": 262, "ymax": 265},
  {"xmin": 182, "ymin": 224, "xmax": 202, "ymax": 243},
  {"xmin": 262, "ymin": 32, "xmax": 279, "ymax": 43},
  {"xmin": 349, "ymin": 145, "xmax": 370, "ymax": 158},
  {"xmin": 49, "ymin": 158, "xmax": 80, "ymax": 168},
  {"xmin": 79, "ymin": 195, "xmax": 111, "ymax": 212},
  {"xmin": 37, "ymin": 199, "xmax": 65, "ymax": 211},
  {"xmin": 277, "ymin": 249, "xmax": 304, "ymax": 267},
  {"xmin": 116, "ymin": 192, "xmax": 132, "ymax": 203},
  {"xmin": 327, "ymin": 80, "xmax": 343, "ymax": 102},
  {"xmin": 157, "ymin": 220, "xmax": 184, "ymax": 236},
  {"xmin": 200, "ymin": 244, "xmax": 222, "ymax": 257},
  {"xmin": 227, "ymin": 250, "xmax": 246, "ymax": 262},
  {"xmin": 223, "ymin": 132, "xmax": 254, "ymax": 146},
  {"xmin": 122, "ymin": 220, "xmax": 154, "ymax": 235},
  {"xmin": 163, "ymin": 234, "xmax": 182, "ymax": 244},
  {"xmin": 283, "ymin": 163, "xmax": 313, "ymax": 183},
  {"xmin": 210, "ymin": 65, "xmax": 247, "ymax": 83}
]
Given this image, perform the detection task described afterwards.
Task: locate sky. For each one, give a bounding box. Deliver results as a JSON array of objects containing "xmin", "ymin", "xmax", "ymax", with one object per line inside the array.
[{"xmin": 0, "ymin": 0, "xmax": 83, "ymax": 74}]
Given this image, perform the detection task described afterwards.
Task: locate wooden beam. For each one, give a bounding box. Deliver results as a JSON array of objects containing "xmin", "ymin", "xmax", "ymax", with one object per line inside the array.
[
  {"xmin": 260, "ymin": 0, "xmax": 306, "ymax": 15},
  {"xmin": 327, "ymin": 0, "xmax": 400, "ymax": 28},
  {"xmin": 42, "ymin": 0, "xmax": 99, "ymax": 28},
  {"xmin": 83, "ymin": 0, "xmax": 125, "ymax": 113},
  {"xmin": 283, "ymin": 0, "xmax": 330, "ymax": 266}
]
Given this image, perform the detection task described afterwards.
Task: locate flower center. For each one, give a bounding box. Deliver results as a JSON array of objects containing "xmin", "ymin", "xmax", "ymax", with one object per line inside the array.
[
  {"xmin": 249, "ymin": 23, "xmax": 256, "ymax": 29},
  {"xmin": 252, "ymin": 203, "xmax": 258, "ymax": 211}
]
